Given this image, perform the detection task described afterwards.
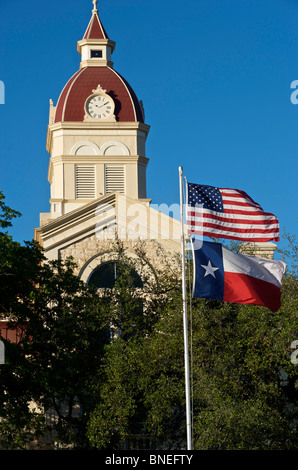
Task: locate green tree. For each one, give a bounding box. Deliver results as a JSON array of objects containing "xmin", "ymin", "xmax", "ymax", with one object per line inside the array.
[{"xmin": 0, "ymin": 192, "xmax": 106, "ymax": 449}]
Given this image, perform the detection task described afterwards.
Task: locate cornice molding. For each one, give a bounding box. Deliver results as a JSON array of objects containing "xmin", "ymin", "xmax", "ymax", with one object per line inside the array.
[
  {"xmin": 48, "ymin": 121, "xmax": 150, "ymax": 132},
  {"xmin": 77, "ymin": 38, "xmax": 116, "ymax": 53},
  {"xmin": 46, "ymin": 121, "xmax": 150, "ymax": 154}
]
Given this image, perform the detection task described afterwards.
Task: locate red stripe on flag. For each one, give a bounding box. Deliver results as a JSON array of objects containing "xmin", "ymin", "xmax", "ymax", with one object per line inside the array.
[
  {"xmin": 222, "ymin": 200, "xmax": 263, "ymax": 208},
  {"xmin": 187, "ymin": 229, "xmax": 280, "ymax": 242},
  {"xmin": 187, "ymin": 208, "xmax": 274, "ymax": 217},
  {"xmin": 223, "ymin": 272, "xmax": 281, "ymax": 312},
  {"xmin": 188, "ymin": 221, "xmax": 279, "ymax": 234}
]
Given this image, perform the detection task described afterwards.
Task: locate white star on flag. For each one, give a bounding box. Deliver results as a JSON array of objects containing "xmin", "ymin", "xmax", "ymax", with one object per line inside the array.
[{"xmin": 201, "ymin": 260, "xmax": 219, "ymax": 278}]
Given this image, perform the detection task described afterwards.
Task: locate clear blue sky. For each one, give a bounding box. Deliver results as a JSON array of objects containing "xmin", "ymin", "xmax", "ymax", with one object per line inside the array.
[{"xmin": 0, "ymin": 0, "xmax": 297, "ymax": 253}]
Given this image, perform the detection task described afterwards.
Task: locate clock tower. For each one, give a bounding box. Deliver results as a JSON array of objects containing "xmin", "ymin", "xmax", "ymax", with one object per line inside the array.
[
  {"xmin": 35, "ymin": 1, "xmax": 181, "ymax": 277},
  {"xmin": 44, "ymin": 0, "xmax": 150, "ymax": 221}
]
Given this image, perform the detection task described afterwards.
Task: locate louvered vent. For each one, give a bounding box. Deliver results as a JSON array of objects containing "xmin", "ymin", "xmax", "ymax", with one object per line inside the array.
[
  {"xmin": 105, "ymin": 165, "xmax": 125, "ymax": 194},
  {"xmin": 75, "ymin": 165, "xmax": 95, "ymax": 199}
]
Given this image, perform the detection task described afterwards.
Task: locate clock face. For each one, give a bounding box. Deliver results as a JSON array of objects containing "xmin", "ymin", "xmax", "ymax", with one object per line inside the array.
[{"xmin": 86, "ymin": 95, "xmax": 113, "ymax": 119}]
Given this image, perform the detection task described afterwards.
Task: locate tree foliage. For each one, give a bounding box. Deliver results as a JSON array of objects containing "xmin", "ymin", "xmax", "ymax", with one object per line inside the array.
[{"xmin": 0, "ymin": 192, "xmax": 105, "ymax": 448}]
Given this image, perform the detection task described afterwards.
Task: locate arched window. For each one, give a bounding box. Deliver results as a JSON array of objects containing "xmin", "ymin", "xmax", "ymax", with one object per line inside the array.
[
  {"xmin": 87, "ymin": 261, "xmax": 143, "ymax": 289},
  {"xmin": 87, "ymin": 261, "xmax": 144, "ymax": 341}
]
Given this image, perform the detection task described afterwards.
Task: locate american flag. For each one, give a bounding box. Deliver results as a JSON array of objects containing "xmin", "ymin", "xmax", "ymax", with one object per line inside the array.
[{"xmin": 186, "ymin": 183, "xmax": 280, "ymax": 242}]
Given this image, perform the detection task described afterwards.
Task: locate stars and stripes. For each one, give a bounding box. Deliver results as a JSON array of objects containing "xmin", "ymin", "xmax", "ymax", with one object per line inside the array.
[{"xmin": 186, "ymin": 183, "xmax": 280, "ymax": 242}]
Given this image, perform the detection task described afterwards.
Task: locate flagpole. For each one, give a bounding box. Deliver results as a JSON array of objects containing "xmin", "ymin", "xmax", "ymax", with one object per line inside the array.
[{"xmin": 179, "ymin": 166, "xmax": 192, "ymax": 451}]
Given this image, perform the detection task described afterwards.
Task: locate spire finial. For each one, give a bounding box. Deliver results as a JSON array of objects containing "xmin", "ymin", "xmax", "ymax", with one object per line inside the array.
[{"xmin": 92, "ymin": 0, "xmax": 98, "ymax": 13}]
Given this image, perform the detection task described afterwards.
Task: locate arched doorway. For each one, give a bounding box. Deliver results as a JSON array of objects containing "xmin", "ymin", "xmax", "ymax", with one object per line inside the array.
[{"xmin": 87, "ymin": 260, "xmax": 143, "ymax": 289}]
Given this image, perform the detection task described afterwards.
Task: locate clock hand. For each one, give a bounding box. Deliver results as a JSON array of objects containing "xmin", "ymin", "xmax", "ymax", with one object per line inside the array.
[{"xmin": 95, "ymin": 101, "xmax": 109, "ymax": 109}]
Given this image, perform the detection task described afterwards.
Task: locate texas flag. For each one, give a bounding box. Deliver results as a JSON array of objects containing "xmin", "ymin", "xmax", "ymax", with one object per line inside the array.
[{"xmin": 192, "ymin": 241, "xmax": 286, "ymax": 312}]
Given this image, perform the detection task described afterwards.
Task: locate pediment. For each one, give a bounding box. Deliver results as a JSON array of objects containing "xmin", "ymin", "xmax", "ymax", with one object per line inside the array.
[{"xmin": 34, "ymin": 193, "xmax": 182, "ymax": 262}]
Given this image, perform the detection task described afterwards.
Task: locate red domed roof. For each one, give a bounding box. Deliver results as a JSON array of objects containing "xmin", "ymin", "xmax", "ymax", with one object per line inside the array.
[{"xmin": 54, "ymin": 66, "xmax": 144, "ymax": 123}]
